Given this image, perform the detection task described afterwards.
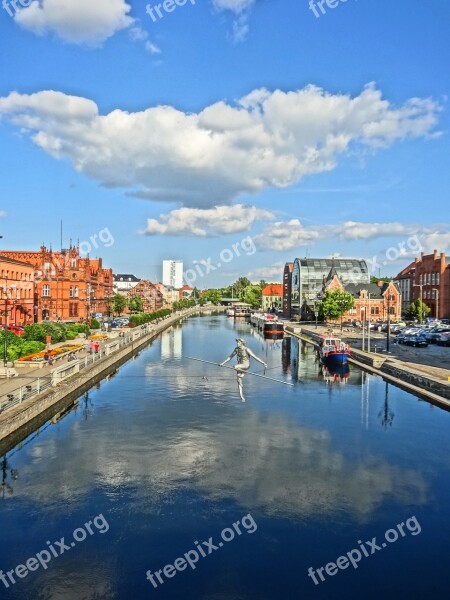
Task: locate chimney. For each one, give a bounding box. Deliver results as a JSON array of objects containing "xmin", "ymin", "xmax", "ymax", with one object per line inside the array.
[
  {"xmin": 434, "ymin": 249, "xmax": 438, "ymax": 259},
  {"xmin": 377, "ymin": 281, "xmax": 383, "ymax": 287},
  {"xmin": 441, "ymin": 252, "xmax": 446, "ymax": 272}
]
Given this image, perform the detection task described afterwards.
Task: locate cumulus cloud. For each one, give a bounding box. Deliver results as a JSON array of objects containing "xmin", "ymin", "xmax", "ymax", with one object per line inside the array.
[
  {"xmin": 142, "ymin": 204, "xmax": 274, "ymax": 236},
  {"xmin": 255, "ymin": 220, "xmax": 450, "ymax": 252},
  {"xmin": 13, "ymin": 0, "xmax": 133, "ymax": 46},
  {"xmin": 0, "ymin": 84, "xmax": 441, "ymax": 207},
  {"xmin": 212, "ymin": 0, "xmax": 256, "ymax": 42},
  {"xmin": 247, "ymin": 262, "xmax": 285, "ymax": 281}
]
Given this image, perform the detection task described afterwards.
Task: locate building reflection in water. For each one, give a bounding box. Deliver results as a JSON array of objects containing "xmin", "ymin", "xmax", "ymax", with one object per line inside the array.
[{"xmin": 161, "ymin": 325, "xmax": 182, "ymax": 359}]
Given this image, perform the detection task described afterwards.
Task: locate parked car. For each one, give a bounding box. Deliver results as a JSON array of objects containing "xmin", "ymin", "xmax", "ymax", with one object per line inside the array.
[
  {"xmin": 8, "ymin": 325, "xmax": 25, "ymax": 336},
  {"xmin": 436, "ymin": 332, "xmax": 450, "ymax": 347},
  {"xmin": 402, "ymin": 335, "xmax": 428, "ymax": 347},
  {"xmin": 396, "ymin": 334, "xmax": 409, "ymax": 344},
  {"xmin": 428, "ymin": 328, "xmax": 450, "ymax": 344}
]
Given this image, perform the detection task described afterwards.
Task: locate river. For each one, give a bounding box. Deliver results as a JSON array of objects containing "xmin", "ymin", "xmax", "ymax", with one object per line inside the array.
[{"xmin": 1, "ymin": 314, "xmax": 449, "ymax": 599}]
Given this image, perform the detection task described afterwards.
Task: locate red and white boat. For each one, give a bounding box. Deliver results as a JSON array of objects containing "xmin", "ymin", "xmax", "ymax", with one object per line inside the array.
[{"xmin": 318, "ymin": 335, "xmax": 350, "ymax": 366}]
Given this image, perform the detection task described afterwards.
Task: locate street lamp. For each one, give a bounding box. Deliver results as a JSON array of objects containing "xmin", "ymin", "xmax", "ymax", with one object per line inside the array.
[
  {"xmin": 432, "ymin": 288, "xmax": 439, "ymax": 320},
  {"xmin": 2, "ymin": 276, "xmax": 9, "ymax": 367}
]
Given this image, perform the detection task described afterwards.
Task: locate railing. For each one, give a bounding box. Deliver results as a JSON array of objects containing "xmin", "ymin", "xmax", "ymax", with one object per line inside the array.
[{"xmin": 0, "ymin": 309, "xmax": 196, "ymax": 415}]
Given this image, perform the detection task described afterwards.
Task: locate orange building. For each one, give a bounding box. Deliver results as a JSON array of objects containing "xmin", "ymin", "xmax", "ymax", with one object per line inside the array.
[
  {"xmin": 0, "ymin": 255, "xmax": 36, "ymax": 326},
  {"xmin": 1, "ymin": 245, "xmax": 113, "ymax": 322},
  {"xmin": 126, "ymin": 280, "xmax": 163, "ymax": 314},
  {"xmin": 262, "ymin": 284, "xmax": 283, "ymax": 312}
]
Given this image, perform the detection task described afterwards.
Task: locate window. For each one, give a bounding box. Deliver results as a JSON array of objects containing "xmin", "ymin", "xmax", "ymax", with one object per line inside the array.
[
  {"xmin": 371, "ymin": 306, "xmax": 379, "ymax": 315},
  {"xmin": 69, "ymin": 286, "xmax": 78, "ymax": 298},
  {"xmin": 43, "ymin": 285, "xmax": 50, "ymax": 297},
  {"xmin": 389, "ymin": 307, "xmax": 395, "ymax": 315},
  {"xmin": 431, "ymin": 273, "xmax": 435, "ymax": 285},
  {"xmin": 437, "ymin": 273, "xmax": 440, "ymax": 284}
]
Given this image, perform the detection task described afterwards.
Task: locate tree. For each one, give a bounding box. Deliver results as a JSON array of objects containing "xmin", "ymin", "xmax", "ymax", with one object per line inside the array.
[
  {"xmin": 405, "ymin": 299, "xmax": 431, "ymax": 322},
  {"xmin": 318, "ymin": 290, "xmax": 355, "ymax": 329},
  {"xmin": 111, "ymin": 294, "xmax": 127, "ymax": 316},
  {"xmin": 128, "ymin": 295, "xmax": 144, "ymax": 313},
  {"xmin": 243, "ymin": 285, "xmax": 262, "ymax": 308},
  {"xmin": 371, "ymin": 276, "xmax": 391, "ymax": 284},
  {"xmin": 201, "ymin": 289, "xmax": 222, "ymax": 305}
]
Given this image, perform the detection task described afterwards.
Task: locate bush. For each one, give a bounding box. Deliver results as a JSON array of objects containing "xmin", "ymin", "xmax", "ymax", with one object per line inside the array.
[
  {"xmin": 89, "ymin": 318, "xmax": 100, "ymax": 330},
  {"xmin": 23, "ymin": 323, "xmax": 47, "ymax": 343}
]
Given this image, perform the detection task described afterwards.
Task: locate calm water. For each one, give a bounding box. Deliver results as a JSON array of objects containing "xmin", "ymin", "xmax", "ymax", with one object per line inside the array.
[{"xmin": 1, "ymin": 315, "xmax": 450, "ymax": 600}]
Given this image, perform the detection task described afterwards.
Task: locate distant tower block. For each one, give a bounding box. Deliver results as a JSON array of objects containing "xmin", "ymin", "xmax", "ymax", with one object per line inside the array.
[{"xmin": 162, "ymin": 260, "xmax": 183, "ymax": 289}]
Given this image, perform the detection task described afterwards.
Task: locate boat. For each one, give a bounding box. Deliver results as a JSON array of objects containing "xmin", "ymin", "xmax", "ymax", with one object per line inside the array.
[
  {"xmin": 232, "ymin": 303, "xmax": 253, "ymax": 318},
  {"xmin": 226, "ymin": 308, "xmax": 235, "ymax": 317},
  {"xmin": 318, "ymin": 335, "xmax": 350, "ymax": 365},
  {"xmin": 251, "ymin": 312, "xmax": 284, "ymax": 337}
]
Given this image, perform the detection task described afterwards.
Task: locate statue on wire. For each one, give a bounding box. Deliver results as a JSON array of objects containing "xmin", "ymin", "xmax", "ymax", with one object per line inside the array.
[{"xmin": 220, "ymin": 338, "xmax": 267, "ymax": 402}]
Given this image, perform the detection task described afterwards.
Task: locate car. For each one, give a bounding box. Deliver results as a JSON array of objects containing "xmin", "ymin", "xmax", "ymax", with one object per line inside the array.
[
  {"xmin": 441, "ymin": 319, "xmax": 450, "ymax": 325},
  {"xmin": 402, "ymin": 335, "xmax": 428, "ymax": 347},
  {"xmin": 396, "ymin": 334, "xmax": 409, "ymax": 344},
  {"xmin": 436, "ymin": 332, "xmax": 450, "ymax": 347},
  {"xmin": 8, "ymin": 325, "xmax": 25, "ymax": 336},
  {"xmin": 428, "ymin": 328, "xmax": 450, "ymax": 343}
]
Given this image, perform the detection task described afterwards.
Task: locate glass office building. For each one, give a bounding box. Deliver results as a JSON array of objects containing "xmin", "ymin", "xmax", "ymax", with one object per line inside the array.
[{"xmin": 290, "ymin": 258, "xmax": 370, "ymax": 319}]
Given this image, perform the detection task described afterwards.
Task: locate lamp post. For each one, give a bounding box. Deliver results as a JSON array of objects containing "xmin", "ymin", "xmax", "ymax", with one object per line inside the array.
[
  {"xmin": 361, "ymin": 306, "xmax": 366, "ymax": 351},
  {"xmin": 413, "ymin": 283, "xmax": 424, "ymax": 324},
  {"xmin": 367, "ymin": 293, "xmax": 371, "ymax": 353},
  {"xmin": 386, "ymin": 292, "xmax": 391, "ymax": 353},
  {"xmin": 432, "ymin": 288, "xmax": 439, "ymax": 320},
  {"xmin": 2, "ymin": 276, "xmax": 9, "ymax": 367}
]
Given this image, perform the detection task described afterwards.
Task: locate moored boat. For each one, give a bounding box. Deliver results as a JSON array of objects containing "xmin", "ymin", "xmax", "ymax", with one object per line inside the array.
[
  {"xmin": 251, "ymin": 312, "xmax": 284, "ymax": 337},
  {"xmin": 318, "ymin": 335, "xmax": 350, "ymax": 365}
]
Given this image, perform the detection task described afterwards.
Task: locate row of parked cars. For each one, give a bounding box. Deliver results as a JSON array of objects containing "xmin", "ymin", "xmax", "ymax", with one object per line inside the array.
[
  {"xmin": 395, "ymin": 323, "xmax": 450, "ymax": 348},
  {"xmin": 110, "ymin": 317, "xmax": 130, "ymax": 328}
]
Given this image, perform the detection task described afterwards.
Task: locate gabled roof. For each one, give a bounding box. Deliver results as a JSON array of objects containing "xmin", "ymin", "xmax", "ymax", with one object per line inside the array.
[
  {"xmin": 344, "ymin": 282, "xmax": 400, "ymax": 299},
  {"xmin": 262, "ymin": 284, "xmax": 283, "ymax": 296}
]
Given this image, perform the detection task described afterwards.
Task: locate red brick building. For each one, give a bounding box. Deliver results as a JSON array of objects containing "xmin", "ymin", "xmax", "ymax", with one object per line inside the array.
[
  {"xmin": 395, "ymin": 250, "xmax": 450, "ymax": 319},
  {"xmin": 0, "ymin": 256, "xmax": 36, "ymax": 326},
  {"xmin": 126, "ymin": 280, "xmax": 163, "ymax": 314},
  {"xmin": 325, "ymin": 271, "xmax": 402, "ymax": 322},
  {"xmin": 282, "ymin": 262, "xmax": 294, "ymax": 318},
  {"xmin": 1, "ymin": 245, "xmax": 113, "ymax": 322}
]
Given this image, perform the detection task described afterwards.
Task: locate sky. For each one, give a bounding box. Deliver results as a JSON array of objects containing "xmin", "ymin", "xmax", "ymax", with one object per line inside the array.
[{"xmin": 0, "ymin": 0, "xmax": 449, "ymax": 288}]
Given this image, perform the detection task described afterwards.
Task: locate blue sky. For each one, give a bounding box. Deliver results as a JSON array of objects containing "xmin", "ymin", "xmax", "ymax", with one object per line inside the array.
[{"xmin": 0, "ymin": 0, "xmax": 449, "ymax": 287}]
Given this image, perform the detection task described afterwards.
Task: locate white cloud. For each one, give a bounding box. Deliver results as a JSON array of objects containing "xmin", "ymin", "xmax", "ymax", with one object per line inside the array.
[
  {"xmin": 14, "ymin": 0, "xmax": 133, "ymax": 46},
  {"xmin": 0, "ymin": 211, "xmax": 6, "ymax": 217},
  {"xmin": 247, "ymin": 262, "xmax": 285, "ymax": 281},
  {"xmin": 129, "ymin": 26, "xmax": 161, "ymax": 55},
  {"xmin": 255, "ymin": 220, "xmax": 450, "ymax": 252},
  {"xmin": 142, "ymin": 204, "xmax": 274, "ymax": 236},
  {"xmin": 0, "ymin": 84, "xmax": 441, "ymax": 207},
  {"xmin": 212, "ymin": 0, "xmax": 256, "ymax": 43}
]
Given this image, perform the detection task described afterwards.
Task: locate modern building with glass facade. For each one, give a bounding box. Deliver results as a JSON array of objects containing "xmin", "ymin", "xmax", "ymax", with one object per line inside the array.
[{"xmin": 290, "ymin": 258, "xmax": 370, "ymax": 319}]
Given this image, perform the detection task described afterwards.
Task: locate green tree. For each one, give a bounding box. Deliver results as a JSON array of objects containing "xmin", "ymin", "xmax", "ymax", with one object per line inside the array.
[
  {"xmin": 128, "ymin": 295, "xmax": 144, "ymax": 313},
  {"xmin": 111, "ymin": 294, "xmax": 127, "ymax": 316},
  {"xmin": 201, "ymin": 289, "xmax": 222, "ymax": 305},
  {"xmin": 319, "ymin": 290, "xmax": 355, "ymax": 329},
  {"xmin": 405, "ymin": 299, "xmax": 431, "ymax": 322},
  {"xmin": 243, "ymin": 285, "xmax": 262, "ymax": 308}
]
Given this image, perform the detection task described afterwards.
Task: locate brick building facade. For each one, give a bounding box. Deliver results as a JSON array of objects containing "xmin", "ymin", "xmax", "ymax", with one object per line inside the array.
[
  {"xmin": 0, "ymin": 256, "xmax": 36, "ymax": 326},
  {"xmin": 325, "ymin": 272, "xmax": 402, "ymax": 322},
  {"xmin": 395, "ymin": 250, "xmax": 450, "ymax": 319},
  {"xmin": 1, "ymin": 245, "xmax": 113, "ymax": 322},
  {"xmin": 126, "ymin": 280, "xmax": 163, "ymax": 314}
]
